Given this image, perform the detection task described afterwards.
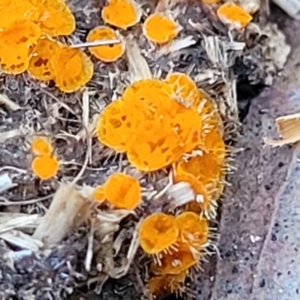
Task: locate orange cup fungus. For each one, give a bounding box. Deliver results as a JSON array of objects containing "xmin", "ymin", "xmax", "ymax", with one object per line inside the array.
[
  {"xmin": 175, "ymin": 212, "xmax": 209, "ymax": 250},
  {"xmin": 31, "ymin": 136, "xmax": 53, "ymax": 156},
  {"xmin": 151, "ymin": 243, "xmax": 198, "ymax": 275},
  {"xmin": 148, "ymin": 272, "xmax": 187, "ymax": 295},
  {"xmin": 104, "ymin": 172, "xmax": 141, "ymax": 209},
  {"xmin": 217, "ymin": 2, "xmax": 252, "ymax": 29},
  {"xmin": 28, "ymin": 37, "xmax": 60, "ymax": 81},
  {"xmin": 101, "ymin": 0, "xmax": 142, "ymax": 30},
  {"xmin": 143, "ymin": 13, "xmax": 180, "ymax": 44},
  {"xmin": 93, "ymin": 185, "xmax": 105, "ymax": 202},
  {"xmin": 139, "ymin": 213, "xmax": 179, "ymax": 254},
  {"xmin": 87, "ymin": 26, "xmax": 125, "ymax": 62},
  {"xmin": 51, "ymin": 45, "xmax": 94, "ymax": 93},
  {"xmin": 97, "ymin": 78, "xmax": 203, "ymax": 172},
  {"xmin": 31, "ymin": 0, "xmax": 76, "ymax": 36},
  {"xmin": 0, "ymin": 0, "xmax": 39, "ymax": 30},
  {"xmin": 0, "ymin": 20, "xmax": 41, "ymax": 74},
  {"xmin": 31, "ymin": 155, "xmax": 59, "ymax": 180}
]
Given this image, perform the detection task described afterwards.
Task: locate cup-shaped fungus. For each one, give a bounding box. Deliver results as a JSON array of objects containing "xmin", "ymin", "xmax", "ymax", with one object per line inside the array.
[
  {"xmin": 31, "ymin": 155, "xmax": 59, "ymax": 180},
  {"xmin": 28, "ymin": 37, "xmax": 60, "ymax": 81},
  {"xmin": 97, "ymin": 98, "xmax": 137, "ymax": 153},
  {"xmin": 0, "ymin": 20, "xmax": 41, "ymax": 74},
  {"xmin": 31, "ymin": 136, "xmax": 53, "ymax": 156},
  {"xmin": 122, "ymin": 79, "xmax": 202, "ymax": 171},
  {"xmin": 148, "ymin": 272, "xmax": 187, "ymax": 295},
  {"xmin": 51, "ymin": 45, "xmax": 94, "ymax": 93},
  {"xmin": 139, "ymin": 213, "xmax": 179, "ymax": 254},
  {"xmin": 151, "ymin": 242, "xmax": 197, "ymax": 275},
  {"xmin": 175, "ymin": 212, "xmax": 209, "ymax": 250},
  {"xmin": 101, "ymin": 0, "xmax": 142, "ymax": 30},
  {"xmin": 0, "ymin": 0, "xmax": 39, "ymax": 30},
  {"xmin": 165, "ymin": 72, "xmax": 202, "ymax": 108},
  {"xmin": 103, "ymin": 172, "xmax": 141, "ymax": 210},
  {"xmin": 143, "ymin": 13, "xmax": 180, "ymax": 44},
  {"xmin": 87, "ymin": 26, "xmax": 125, "ymax": 62},
  {"xmin": 217, "ymin": 2, "xmax": 252, "ymax": 30},
  {"xmin": 32, "ymin": 0, "xmax": 76, "ymax": 36}
]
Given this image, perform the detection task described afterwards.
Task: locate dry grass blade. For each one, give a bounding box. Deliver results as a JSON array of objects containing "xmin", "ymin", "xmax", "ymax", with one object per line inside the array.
[
  {"xmin": 0, "ymin": 94, "xmax": 21, "ymax": 111},
  {"xmin": 33, "ymin": 183, "xmax": 92, "ymax": 246},
  {"xmin": 125, "ymin": 37, "xmax": 152, "ymax": 82},
  {"xmin": 264, "ymin": 112, "xmax": 300, "ymax": 146}
]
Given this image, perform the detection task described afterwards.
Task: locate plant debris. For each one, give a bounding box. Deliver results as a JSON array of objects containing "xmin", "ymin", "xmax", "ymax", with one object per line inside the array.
[{"xmin": 0, "ymin": 0, "xmax": 291, "ymax": 299}]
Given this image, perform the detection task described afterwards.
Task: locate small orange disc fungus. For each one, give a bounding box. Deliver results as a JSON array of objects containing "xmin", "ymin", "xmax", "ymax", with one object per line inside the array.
[
  {"xmin": 151, "ymin": 243, "xmax": 197, "ymax": 275},
  {"xmin": 175, "ymin": 212, "xmax": 209, "ymax": 250},
  {"xmin": 101, "ymin": 0, "xmax": 142, "ymax": 30},
  {"xmin": 31, "ymin": 155, "xmax": 59, "ymax": 180},
  {"xmin": 0, "ymin": 21, "xmax": 41, "ymax": 74},
  {"xmin": 87, "ymin": 26, "xmax": 125, "ymax": 62},
  {"xmin": 32, "ymin": 0, "xmax": 76, "ymax": 36},
  {"xmin": 28, "ymin": 37, "xmax": 60, "ymax": 81},
  {"xmin": 31, "ymin": 137, "xmax": 53, "ymax": 156},
  {"xmin": 165, "ymin": 72, "xmax": 202, "ymax": 108},
  {"xmin": 93, "ymin": 185, "xmax": 105, "ymax": 202},
  {"xmin": 51, "ymin": 45, "xmax": 94, "ymax": 93},
  {"xmin": 139, "ymin": 213, "xmax": 179, "ymax": 254},
  {"xmin": 104, "ymin": 172, "xmax": 141, "ymax": 209},
  {"xmin": 0, "ymin": 0, "xmax": 39, "ymax": 30},
  {"xmin": 143, "ymin": 13, "xmax": 180, "ymax": 44},
  {"xmin": 217, "ymin": 2, "xmax": 252, "ymax": 29}
]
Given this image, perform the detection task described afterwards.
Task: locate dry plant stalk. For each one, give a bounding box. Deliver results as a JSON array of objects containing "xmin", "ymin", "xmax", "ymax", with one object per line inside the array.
[
  {"xmin": 264, "ymin": 112, "xmax": 300, "ymax": 146},
  {"xmin": 33, "ymin": 182, "xmax": 92, "ymax": 246}
]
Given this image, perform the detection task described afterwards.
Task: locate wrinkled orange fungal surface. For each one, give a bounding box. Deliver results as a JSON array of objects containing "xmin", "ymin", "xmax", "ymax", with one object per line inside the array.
[
  {"xmin": 101, "ymin": 0, "xmax": 141, "ymax": 30},
  {"xmin": 87, "ymin": 26, "xmax": 125, "ymax": 62},
  {"xmin": 31, "ymin": 0, "xmax": 76, "ymax": 36},
  {"xmin": 51, "ymin": 45, "xmax": 94, "ymax": 93},
  {"xmin": 28, "ymin": 37, "xmax": 59, "ymax": 81},
  {"xmin": 104, "ymin": 172, "xmax": 141, "ymax": 209},
  {"xmin": 0, "ymin": 20, "xmax": 41, "ymax": 74}
]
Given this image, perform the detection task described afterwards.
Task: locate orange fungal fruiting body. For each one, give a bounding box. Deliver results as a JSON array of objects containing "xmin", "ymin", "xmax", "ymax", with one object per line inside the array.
[
  {"xmin": 31, "ymin": 137, "xmax": 53, "ymax": 156},
  {"xmin": 151, "ymin": 242, "xmax": 197, "ymax": 275},
  {"xmin": 175, "ymin": 211, "xmax": 209, "ymax": 250},
  {"xmin": 28, "ymin": 37, "xmax": 60, "ymax": 81},
  {"xmin": 97, "ymin": 78, "xmax": 203, "ymax": 171},
  {"xmin": 97, "ymin": 98, "xmax": 137, "ymax": 153},
  {"xmin": 101, "ymin": 0, "xmax": 141, "ymax": 29},
  {"xmin": 143, "ymin": 13, "xmax": 180, "ymax": 44},
  {"xmin": 104, "ymin": 172, "xmax": 141, "ymax": 209},
  {"xmin": 0, "ymin": 20, "xmax": 41, "ymax": 74},
  {"xmin": 139, "ymin": 213, "xmax": 179, "ymax": 254},
  {"xmin": 31, "ymin": 0, "xmax": 76, "ymax": 36},
  {"xmin": 87, "ymin": 26, "xmax": 125, "ymax": 62},
  {"xmin": 93, "ymin": 185, "xmax": 105, "ymax": 202},
  {"xmin": 51, "ymin": 45, "xmax": 94, "ymax": 93},
  {"xmin": 31, "ymin": 155, "xmax": 59, "ymax": 180},
  {"xmin": 217, "ymin": 2, "xmax": 252, "ymax": 29}
]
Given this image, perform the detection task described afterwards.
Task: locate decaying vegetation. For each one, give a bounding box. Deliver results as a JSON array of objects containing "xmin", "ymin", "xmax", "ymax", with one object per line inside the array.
[{"xmin": 0, "ymin": 0, "xmax": 291, "ymax": 299}]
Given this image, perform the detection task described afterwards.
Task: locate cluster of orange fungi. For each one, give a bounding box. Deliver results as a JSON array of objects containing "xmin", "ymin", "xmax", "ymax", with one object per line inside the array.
[
  {"xmin": 96, "ymin": 72, "xmax": 226, "ymax": 295},
  {"xmin": 138, "ymin": 212, "xmax": 209, "ymax": 295},
  {"xmin": 31, "ymin": 137, "xmax": 59, "ymax": 180}
]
